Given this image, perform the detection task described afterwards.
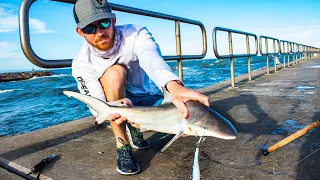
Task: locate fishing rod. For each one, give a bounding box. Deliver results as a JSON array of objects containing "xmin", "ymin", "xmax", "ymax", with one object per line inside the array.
[
  {"xmin": 0, "ymin": 157, "xmax": 37, "ymax": 180},
  {"xmin": 262, "ymin": 119, "xmax": 320, "ymax": 156}
]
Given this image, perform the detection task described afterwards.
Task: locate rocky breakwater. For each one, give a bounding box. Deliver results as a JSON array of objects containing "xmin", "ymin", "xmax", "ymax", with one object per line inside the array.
[{"xmin": 0, "ymin": 71, "xmax": 53, "ymax": 82}]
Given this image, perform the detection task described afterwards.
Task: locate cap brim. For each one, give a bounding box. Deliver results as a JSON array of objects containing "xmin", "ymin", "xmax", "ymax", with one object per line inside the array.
[{"xmin": 77, "ymin": 12, "xmax": 115, "ymax": 29}]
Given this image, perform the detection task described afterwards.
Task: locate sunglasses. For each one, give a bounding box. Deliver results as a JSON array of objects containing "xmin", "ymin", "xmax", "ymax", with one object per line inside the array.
[{"xmin": 81, "ymin": 19, "xmax": 111, "ymax": 34}]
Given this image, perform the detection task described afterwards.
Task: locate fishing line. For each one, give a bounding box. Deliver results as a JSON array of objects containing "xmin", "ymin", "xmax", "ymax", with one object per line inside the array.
[{"xmin": 271, "ymin": 146, "xmax": 320, "ymax": 175}]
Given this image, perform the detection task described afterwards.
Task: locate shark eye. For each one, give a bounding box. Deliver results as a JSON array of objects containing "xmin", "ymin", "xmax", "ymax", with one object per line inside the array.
[{"xmin": 188, "ymin": 126, "xmax": 192, "ymax": 132}]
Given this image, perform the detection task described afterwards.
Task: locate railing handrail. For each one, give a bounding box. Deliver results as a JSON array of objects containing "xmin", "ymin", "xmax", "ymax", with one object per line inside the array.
[
  {"xmin": 259, "ymin": 35, "xmax": 280, "ymax": 55},
  {"xmin": 19, "ymin": 0, "xmax": 207, "ymax": 69},
  {"xmin": 19, "ymin": 0, "xmax": 71, "ymax": 68},
  {"xmin": 211, "ymin": 27, "xmax": 259, "ymax": 87},
  {"xmin": 291, "ymin": 43, "xmax": 296, "ymax": 53},
  {"xmin": 212, "ymin": 27, "xmax": 258, "ymax": 59},
  {"xmin": 279, "ymin": 40, "xmax": 293, "ymax": 54},
  {"xmin": 297, "ymin": 44, "xmax": 303, "ymax": 53}
]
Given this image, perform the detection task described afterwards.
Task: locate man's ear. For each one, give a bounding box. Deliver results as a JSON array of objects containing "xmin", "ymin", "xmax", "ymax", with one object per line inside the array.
[
  {"xmin": 112, "ymin": 15, "xmax": 116, "ymax": 26},
  {"xmin": 76, "ymin": 27, "xmax": 85, "ymax": 38}
]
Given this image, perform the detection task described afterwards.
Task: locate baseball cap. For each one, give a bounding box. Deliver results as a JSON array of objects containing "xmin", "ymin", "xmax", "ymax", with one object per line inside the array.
[{"xmin": 73, "ymin": 0, "xmax": 115, "ymax": 29}]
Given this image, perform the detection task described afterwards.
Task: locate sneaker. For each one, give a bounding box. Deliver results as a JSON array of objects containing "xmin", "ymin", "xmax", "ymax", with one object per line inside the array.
[
  {"xmin": 126, "ymin": 123, "xmax": 150, "ymax": 150},
  {"xmin": 116, "ymin": 144, "xmax": 140, "ymax": 175}
]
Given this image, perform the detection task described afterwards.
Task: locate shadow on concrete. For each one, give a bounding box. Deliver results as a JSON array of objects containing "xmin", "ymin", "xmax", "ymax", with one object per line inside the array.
[
  {"xmin": 0, "ymin": 124, "xmax": 105, "ymax": 161},
  {"xmin": 204, "ymin": 93, "xmax": 277, "ymax": 138},
  {"xmin": 199, "ymin": 70, "xmax": 268, "ymax": 95},
  {"xmin": 296, "ymin": 111, "xmax": 320, "ymax": 180},
  {"xmin": 135, "ymin": 133, "xmax": 174, "ymax": 173}
]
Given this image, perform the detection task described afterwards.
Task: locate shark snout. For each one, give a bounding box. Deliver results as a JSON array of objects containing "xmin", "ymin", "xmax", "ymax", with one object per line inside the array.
[
  {"xmin": 190, "ymin": 121, "xmax": 238, "ymax": 139},
  {"xmin": 219, "ymin": 129, "xmax": 238, "ymax": 139},
  {"xmin": 190, "ymin": 110, "xmax": 238, "ymax": 139},
  {"xmin": 217, "ymin": 120, "xmax": 238, "ymax": 139}
]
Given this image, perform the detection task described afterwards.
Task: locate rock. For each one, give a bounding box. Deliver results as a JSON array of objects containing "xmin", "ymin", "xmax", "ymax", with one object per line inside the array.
[{"xmin": 0, "ymin": 71, "xmax": 53, "ymax": 82}]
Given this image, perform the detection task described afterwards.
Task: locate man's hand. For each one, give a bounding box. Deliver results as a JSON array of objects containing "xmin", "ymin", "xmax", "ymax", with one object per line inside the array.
[
  {"xmin": 107, "ymin": 98, "xmax": 131, "ymax": 124},
  {"xmin": 106, "ymin": 98, "xmax": 140, "ymax": 128},
  {"xmin": 165, "ymin": 80, "xmax": 210, "ymax": 119}
]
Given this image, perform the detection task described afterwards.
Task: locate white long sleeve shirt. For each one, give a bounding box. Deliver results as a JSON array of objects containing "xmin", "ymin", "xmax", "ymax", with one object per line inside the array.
[{"xmin": 72, "ymin": 24, "xmax": 180, "ymax": 104}]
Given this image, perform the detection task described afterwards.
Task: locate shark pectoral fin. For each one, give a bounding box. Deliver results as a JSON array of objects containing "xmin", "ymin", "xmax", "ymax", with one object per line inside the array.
[
  {"xmin": 95, "ymin": 115, "xmax": 107, "ymax": 125},
  {"xmin": 160, "ymin": 87, "xmax": 173, "ymax": 105},
  {"xmin": 139, "ymin": 125, "xmax": 149, "ymax": 132},
  {"xmin": 160, "ymin": 132, "xmax": 183, "ymax": 153}
]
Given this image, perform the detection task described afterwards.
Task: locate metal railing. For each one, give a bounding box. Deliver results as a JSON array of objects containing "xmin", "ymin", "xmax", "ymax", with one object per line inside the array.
[
  {"xmin": 19, "ymin": 0, "xmax": 320, "ymax": 88},
  {"xmin": 212, "ymin": 27, "xmax": 258, "ymax": 87},
  {"xmin": 297, "ymin": 44, "xmax": 303, "ymax": 63},
  {"xmin": 311, "ymin": 46, "xmax": 318, "ymax": 59},
  {"xmin": 291, "ymin": 43, "xmax": 297, "ymax": 65},
  {"xmin": 19, "ymin": 0, "xmax": 207, "ymax": 81},
  {"xmin": 301, "ymin": 44, "xmax": 306, "ymax": 62},
  {"xmin": 280, "ymin": 40, "xmax": 292, "ymax": 68},
  {"xmin": 294, "ymin": 43, "xmax": 300, "ymax": 64},
  {"xmin": 259, "ymin": 36, "xmax": 280, "ymax": 74},
  {"xmin": 308, "ymin": 46, "xmax": 312, "ymax": 60}
]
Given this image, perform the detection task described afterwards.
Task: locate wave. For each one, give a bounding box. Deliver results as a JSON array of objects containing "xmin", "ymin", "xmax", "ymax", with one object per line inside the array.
[
  {"xmin": 0, "ymin": 89, "xmax": 23, "ymax": 94},
  {"xmin": 50, "ymin": 74, "xmax": 71, "ymax": 77},
  {"xmin": 296, "ymin": 86, "xmax": 315, "ymax": 90},
  {"xmin": 29, "ymin": 74, "xmax": 71, "ymax": 80}
]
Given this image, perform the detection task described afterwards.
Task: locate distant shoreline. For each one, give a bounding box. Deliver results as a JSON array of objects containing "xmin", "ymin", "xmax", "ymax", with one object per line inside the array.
[{"xmin": 0, "ymin": 71, "xmax": 53, "ymax": 82}]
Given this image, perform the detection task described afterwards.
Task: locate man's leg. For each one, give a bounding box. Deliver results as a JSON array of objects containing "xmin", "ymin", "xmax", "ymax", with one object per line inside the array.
[
  {"xmin": 99, "ymin": 64, "xmax": 140, "ymax": 175},
  {"xmin": 99, "ymin": 64, "xmax": 129, "ymax": 148}
]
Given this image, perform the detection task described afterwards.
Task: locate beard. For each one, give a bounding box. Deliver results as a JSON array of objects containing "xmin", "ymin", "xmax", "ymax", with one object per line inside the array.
[{"xmin": 90, "ymin": 30, "xmax": 115, "ymax": 51}]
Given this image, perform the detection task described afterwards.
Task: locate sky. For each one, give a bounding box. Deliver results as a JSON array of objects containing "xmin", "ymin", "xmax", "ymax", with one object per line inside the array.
[{"xmin": 0, "ymin": 0, "xmax": 320, "ymax": 71}]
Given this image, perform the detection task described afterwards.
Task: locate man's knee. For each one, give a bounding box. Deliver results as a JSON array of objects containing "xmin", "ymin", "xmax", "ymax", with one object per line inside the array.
[{"xmin": 100, "ymin": 64, "xmax": 127, "ymax": 87}]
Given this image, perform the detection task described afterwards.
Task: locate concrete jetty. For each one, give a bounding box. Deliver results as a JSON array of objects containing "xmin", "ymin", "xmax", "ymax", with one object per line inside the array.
[
  {"xmin": 0, "ymin": 71, "xmax": 53, "ymax": 82},
  {"xmin": 0, "ymin": 58, "xmax": 319, "ymax": 180}
]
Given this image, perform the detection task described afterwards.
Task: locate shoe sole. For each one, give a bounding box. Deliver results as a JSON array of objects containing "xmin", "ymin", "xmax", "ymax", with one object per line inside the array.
[
  {"xmin": 116, "ymin": 164, "xmax": 140, "ymax": 175},
  {"xmin": 126, "ymin": 125, "xmax": 150, "ymax": 150}
]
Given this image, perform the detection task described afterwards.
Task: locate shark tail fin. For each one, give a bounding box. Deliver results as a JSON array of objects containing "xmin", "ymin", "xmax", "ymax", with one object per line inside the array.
[
  {"xmin": 62, "ymin": 90, "xmax": 111, "ymax": 124},
  {"xmin": 62, "ymin": 90, "xmax": 111, "ymax": 107},
  {"xmin": 160, "ymin": 132, "xmax": 183, "ymax": 152}
]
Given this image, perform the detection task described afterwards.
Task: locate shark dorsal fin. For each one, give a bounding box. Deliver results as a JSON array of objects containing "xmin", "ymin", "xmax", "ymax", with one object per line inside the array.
[
  {"xmin": 160, "ymin": 87, "xmax": 173, "ymax": 105},
  {"xmin": 160, "ymin": 132, "xmax": 183, "ymax": 152}
]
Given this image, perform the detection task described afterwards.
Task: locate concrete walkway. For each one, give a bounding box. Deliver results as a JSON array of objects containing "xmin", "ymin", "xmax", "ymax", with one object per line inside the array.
[{"xmin": 1, "ymin": 58, "xmax": 319, "ymax": 180}]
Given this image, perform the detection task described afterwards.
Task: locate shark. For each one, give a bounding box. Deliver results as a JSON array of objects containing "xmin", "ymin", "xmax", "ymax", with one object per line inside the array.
[{"xmin": 62, "ymin": 90, "xmax": 238, "ymax": 151}]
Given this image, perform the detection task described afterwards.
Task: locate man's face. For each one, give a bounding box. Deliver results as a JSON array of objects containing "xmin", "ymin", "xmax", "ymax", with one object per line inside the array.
[{"xmin": 76, "ymin": 18, "xmax": 116, "ymax": 51}]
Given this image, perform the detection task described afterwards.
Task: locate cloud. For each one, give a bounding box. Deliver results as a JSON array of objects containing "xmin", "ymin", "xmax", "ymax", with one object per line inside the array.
[
  {"xmin": 0, "ymin": 3, "xmax": 56, "ymax": 33},
  {"xmin": 0, "ymin": 3, "xmax": 16, "ymax": 16},
  {"xmin": 0, "ymin": 41, "xmax": 20, "ymax": 59},
  {"xmin": 0, "ymin": 41, "xmax": 36, "ymax": 71},
  {"xmin": 257, "ymin": 24, "xmax": 320, "ymax": 48},
  {"xmin": 29, "ymin": 18, "xmax": 56, "ymax": 33},
  {"xmin": 0, "ymin": 15, "xmax": 18, "ymax": 33}
]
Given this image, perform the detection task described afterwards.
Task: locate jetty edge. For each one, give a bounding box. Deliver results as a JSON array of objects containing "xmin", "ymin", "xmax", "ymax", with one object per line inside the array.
[{"xmin": 0, "ymin": 71, "xmax": 53, "ymax": 82}]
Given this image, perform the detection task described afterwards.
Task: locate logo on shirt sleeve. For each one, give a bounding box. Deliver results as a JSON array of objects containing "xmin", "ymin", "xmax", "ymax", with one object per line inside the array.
[{"xmin": 77, "ymin": 77, "xmax": 89, "ymax": 95}]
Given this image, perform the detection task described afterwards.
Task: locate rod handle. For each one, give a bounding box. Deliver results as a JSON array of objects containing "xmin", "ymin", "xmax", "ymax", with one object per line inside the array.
[{"xmin": 263, "ymin": 119, "xmax": 320, "ymax": 156}]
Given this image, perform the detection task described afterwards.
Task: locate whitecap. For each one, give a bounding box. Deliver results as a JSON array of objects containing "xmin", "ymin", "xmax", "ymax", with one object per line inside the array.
[
  {"xmin": 29, "ymin": 74, "xmax": 70, "ymax": 80},
  {"xmin": 0, "ymin": 89, "xmax": 22, "ymax": 94},
  {"xmin": 296, "ymin": 86, "xmax": 315, "ymax": 90},
  {"xmin": 50, "ymin": 74, "xmax": 70, "ymax": 77}
]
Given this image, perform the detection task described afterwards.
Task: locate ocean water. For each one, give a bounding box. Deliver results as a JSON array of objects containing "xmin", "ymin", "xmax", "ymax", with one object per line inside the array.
[{"xmin": 0, "ymin": 55, "xmax": 286, "ymax": 136}]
